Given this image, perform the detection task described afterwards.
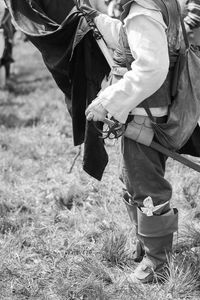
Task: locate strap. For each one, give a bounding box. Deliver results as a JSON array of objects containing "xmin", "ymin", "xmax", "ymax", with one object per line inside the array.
[
  {"xmin": 154, "ymin": 0, "xmax": 189, "ymax": 49},
  {"xmin": 153, "ymin": 0, "xmax": 169, "ymax": 26},
  {"xmin": 120, "ymin": 26, "xmax": 132, "ymax": 71},
  {"xmin": 140, "ymin": 102, "xmax": 155, "ymax": 122},
  {"xmin": 151, "ymin": 141, "xmax": 200, "ymax": 173},
  {"xmin": 179, "ymin": 9, "xmax": 190, "ymax": 50},
  {"xmin": 173, "ymin": 0, "xmax": 190, "ymax": 50}
]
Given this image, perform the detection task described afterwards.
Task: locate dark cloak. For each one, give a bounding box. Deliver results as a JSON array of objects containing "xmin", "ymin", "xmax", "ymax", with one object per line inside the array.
[
  {"xmin": 5, "ymin": 0, "xmax": 111, "ymax": 180},
  {"xmin": 5, "ymin": 0, "xmax": 200, "ymax": 180}
]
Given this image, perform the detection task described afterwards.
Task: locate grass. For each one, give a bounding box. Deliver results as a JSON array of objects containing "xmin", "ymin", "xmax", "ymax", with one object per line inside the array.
[{"xmin": 0, "ymin": 39, "xmax": 200, "ymax": 300}]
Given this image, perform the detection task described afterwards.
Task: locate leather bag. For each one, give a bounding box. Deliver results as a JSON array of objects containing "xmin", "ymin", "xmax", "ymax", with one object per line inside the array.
[{"xmin": 149, "ymin": 0, "xmax": 200, "ymax": 150}]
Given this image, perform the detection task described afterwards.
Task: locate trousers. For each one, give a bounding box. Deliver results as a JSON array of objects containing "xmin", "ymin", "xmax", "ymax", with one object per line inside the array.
[{"xmin": 121, "ymin": 132, "xmax": 172, "ymax": 208}]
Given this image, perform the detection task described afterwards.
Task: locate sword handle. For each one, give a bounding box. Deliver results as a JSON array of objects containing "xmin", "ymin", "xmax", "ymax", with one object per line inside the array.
[{"xmin": 103, "ymin": 118, "xmax": 115, "ymax": 127}]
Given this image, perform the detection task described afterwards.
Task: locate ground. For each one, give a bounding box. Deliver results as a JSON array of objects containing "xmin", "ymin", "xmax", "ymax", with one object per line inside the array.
[{"xmin": 0, "ymin": 39, "xmax": 200, "ymax": 300}]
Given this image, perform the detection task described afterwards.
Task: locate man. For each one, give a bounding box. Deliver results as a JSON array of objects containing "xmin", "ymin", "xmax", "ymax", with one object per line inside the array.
[
  {"xmin": 3, "ymin": 0, "xmax": 199, "ymax": 283},
  {"xmin": 83, "ymin": 0, "xmax": 180, "ymax": 283}
]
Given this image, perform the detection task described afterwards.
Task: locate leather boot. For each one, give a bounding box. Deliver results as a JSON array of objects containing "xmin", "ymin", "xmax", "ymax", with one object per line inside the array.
[
  {"xmin": 130, "ymin": 207, "xmax": 178, "ymax": 283},
  {"xmin": 123, "ymin": 192, "xmax": 145, "ymax": 262}
]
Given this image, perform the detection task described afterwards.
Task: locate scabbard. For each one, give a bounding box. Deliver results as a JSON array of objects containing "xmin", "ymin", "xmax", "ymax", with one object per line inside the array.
[
  {"xmin": 103, "ymin": 117, "xmax": 200, "ymax": 173},
  {"xmin": 150, "ymin": 141, "xmax": 200, "ymax": 173}
]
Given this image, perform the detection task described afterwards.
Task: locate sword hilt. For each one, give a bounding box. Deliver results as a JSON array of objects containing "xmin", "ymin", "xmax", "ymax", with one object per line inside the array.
[{"xmin": 93, "ymin": 118, "xmax": 126, "ymax": 140}]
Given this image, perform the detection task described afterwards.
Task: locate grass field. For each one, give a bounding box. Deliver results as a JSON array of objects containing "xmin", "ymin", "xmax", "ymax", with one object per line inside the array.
[{"xmin": 0, "ymin": 39, "xmax": 200, "ymax": 300}]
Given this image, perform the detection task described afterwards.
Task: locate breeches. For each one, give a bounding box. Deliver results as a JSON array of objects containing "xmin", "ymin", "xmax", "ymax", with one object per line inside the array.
[{"xmin": 121, "ymin": 136, "xmax": 172, "ymax": 208}]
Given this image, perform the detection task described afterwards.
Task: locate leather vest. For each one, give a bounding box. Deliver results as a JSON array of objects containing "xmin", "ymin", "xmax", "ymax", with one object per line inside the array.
[{"xmin": 113, "ymin": 0, "xmax": 181, "ymax": 108}]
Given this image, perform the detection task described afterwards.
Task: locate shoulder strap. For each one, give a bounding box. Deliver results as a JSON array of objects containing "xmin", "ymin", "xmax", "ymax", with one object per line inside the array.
[
  {"xmin": 151, "ymin": 140, "xmax": 200, "ymax": 173},
  {"xmin": 153, "ymin": 0, "xmax": 189, "ymax": 49},
  {"xmin": 152, "ymin": 0, "xmax": 169, "ymax": 26}
]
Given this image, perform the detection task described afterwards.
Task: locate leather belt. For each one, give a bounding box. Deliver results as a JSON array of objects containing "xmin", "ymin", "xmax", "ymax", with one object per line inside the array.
[{"xmin": 127, "ymin": 115, "xmax": 167, "ymax": 124}]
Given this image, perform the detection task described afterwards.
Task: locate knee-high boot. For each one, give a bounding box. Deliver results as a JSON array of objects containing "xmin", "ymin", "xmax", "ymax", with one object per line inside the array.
[
  {"xmin": 130, "ymin": 207, "xmax": 178, "ymax": 283},
  {"xmin": 123, "ymin": 192, "xmax": 145, "ymax": 262}
]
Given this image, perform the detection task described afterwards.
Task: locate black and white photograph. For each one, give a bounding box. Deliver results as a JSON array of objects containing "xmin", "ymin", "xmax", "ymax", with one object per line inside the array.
[{"xmin": 0, "ymin": 0, "xmax": 200, "ymax": 299}]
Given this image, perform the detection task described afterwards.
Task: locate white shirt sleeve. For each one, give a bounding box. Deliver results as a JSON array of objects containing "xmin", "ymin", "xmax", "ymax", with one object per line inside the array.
[
  {"xmin": 94, "ymin": 14, "xmax": 122, "ymax": 50},
  {"xmin": 0, "ymin": 0, "xmax": 6, "ymax": 23},
  {"xmin": 96, "ymin": 3, "xmax": 169, "ymax": 124}
]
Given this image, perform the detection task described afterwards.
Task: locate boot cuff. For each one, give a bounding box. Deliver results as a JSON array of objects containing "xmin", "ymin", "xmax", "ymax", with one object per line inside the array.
[{"xmin": 137, "ymin": 208, "xmax": 178, "ymax": 237}]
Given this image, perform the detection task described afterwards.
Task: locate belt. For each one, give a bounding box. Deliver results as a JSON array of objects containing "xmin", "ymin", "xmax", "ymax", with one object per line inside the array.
[{"xmin": 127, "ymin": 115, "xmax": 167, "ymax": 124}]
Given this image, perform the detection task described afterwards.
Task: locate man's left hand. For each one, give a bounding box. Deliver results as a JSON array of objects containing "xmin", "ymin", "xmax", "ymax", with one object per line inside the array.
[{"xmin": 85, "ymin": 98, "xmax": 108, "ymax": 122}]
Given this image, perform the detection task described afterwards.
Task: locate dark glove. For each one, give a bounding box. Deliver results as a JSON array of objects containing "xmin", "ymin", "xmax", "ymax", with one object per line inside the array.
[{"xmin": 76, "ymin": 0, "xmax": 100, "ymax": 21}]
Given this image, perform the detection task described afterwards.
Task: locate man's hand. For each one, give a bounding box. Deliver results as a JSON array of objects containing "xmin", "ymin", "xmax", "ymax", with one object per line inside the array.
[{"xmin": 85, "ymin": 98, "xmax": 108, "ymax": 122}]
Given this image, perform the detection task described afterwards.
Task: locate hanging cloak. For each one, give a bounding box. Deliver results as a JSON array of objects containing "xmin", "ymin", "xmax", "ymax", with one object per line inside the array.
[{"xmin": 5, "ymin": 0, "xmax": 110, "ymax": 180}]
